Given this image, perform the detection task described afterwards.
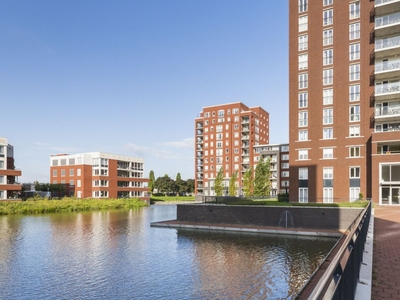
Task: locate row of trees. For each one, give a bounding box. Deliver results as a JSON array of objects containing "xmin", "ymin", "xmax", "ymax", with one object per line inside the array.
[
  {"xmin": 149, "ymin": 171, "xmax": 194, "ymax": 195},
  {"xmin": 214, "ymin": 156, "xmax": 272, "ymax": 197}
]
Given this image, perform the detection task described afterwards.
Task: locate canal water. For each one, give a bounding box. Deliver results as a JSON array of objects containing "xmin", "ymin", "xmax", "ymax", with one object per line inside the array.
[{"xmin": 0, "ymin": 205, "xmax": 337, "ymax": 300}]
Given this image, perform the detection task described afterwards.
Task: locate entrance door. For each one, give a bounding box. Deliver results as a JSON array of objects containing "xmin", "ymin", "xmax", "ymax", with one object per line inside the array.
[
  {"xmin": 382, "ymin": 187, "xmax": 390, "ymax": 205},
  {"xmin": 392, "ymin": 188, "xmax": 400, "ymax": 205}
]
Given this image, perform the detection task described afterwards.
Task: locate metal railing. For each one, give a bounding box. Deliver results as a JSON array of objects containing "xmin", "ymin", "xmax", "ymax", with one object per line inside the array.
[{"xmin": 297, "ymin": 201, "xmax": 372, "ymax": 299}]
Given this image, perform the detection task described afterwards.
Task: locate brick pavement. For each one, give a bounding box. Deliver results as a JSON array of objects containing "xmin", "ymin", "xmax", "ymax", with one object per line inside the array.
[{"xmin": 372, "ymin": 206, "xmax": 400, "ymax": 300}]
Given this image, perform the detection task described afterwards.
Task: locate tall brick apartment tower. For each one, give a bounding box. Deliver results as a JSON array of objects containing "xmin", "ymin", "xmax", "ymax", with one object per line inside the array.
[
  {"xmin": 194, "ymin": 103, "xmax": 269, "ymax": 197},
  {"xmin": 289, "ymin": 0, "xmax": 400, "ymax": 205}
]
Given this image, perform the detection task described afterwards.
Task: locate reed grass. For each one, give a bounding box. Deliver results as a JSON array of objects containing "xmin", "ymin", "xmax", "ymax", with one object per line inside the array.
[{"xmin": 0, "ymin": 197, "xmax": 148, "ymax": 215}]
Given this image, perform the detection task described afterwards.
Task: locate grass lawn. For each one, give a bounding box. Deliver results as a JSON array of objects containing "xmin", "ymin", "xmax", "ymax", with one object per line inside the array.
[{"xmin": 151, "ymin": 195, "xmax": 195, "ymax": 203}]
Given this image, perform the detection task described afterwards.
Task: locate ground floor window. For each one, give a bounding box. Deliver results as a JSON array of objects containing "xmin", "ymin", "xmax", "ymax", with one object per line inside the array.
[
  {"xmin": 323, "ymin": 188, "xmax": 333, "ymax": 203},
  {"xmin": 350, "ymin": 187, "xmax": 360, "ymax": 202},
  {"xmin": 299, "ymin": 188, "xmax": 308, "ymax": 203},
  {"xmin": 381, "ymin": 186, "xmax": 400, "ymax": 205},
  {"xmin": 380, "ymin": 163, "xmax": 400, "ymax": 205}
]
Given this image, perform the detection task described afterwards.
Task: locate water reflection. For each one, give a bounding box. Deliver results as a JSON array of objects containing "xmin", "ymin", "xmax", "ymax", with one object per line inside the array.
[{"xmin": 0, "ymin": 205, "xmax": 337, "ymax": 299}]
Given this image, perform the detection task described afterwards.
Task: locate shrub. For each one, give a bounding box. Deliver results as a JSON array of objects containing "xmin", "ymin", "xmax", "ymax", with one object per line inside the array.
[{"xmin": 278, "ymin": 193, "xmax": 289, "ymax": 202}]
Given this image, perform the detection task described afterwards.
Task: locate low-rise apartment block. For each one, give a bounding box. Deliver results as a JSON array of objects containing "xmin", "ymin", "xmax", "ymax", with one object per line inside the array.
[
  {"xmin": 0, "ymin": 137, "xmax": 22, "ymax": 200},
  {"xmin": 50, "ymin": 152, "xmax": 150, "ymax": 201}
]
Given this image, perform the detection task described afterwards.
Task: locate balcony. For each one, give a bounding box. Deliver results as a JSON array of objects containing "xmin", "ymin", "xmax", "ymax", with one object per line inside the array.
[
  {"xmin": 375, "ymin": 81, "xmax": 400, "ymax": 99},
  {"xmin": 375, "ymin": 102, "xmax": 400, "ymax": 121},
  {"xmin": 375, "ymin": 0, "xmax": 400, "ymax": 16},
  {"xmin": 242, "ymin": 159, "xmax": 250, "ymax": 164},
  {"xmin": 241, "ymin": 134, "xmax": 249, "ymax": 140},
  {"xmin": 377, "ymin": 142, "xmax": 400, "ymax": 154},
  {"xmin": 375, "ymin": 35, "xmax": 400, "ymax": 58},
  {"xmin": 196, "ymin": 138, "xmax": 203, "ymax": 144},
  {"xmin": 375, "ymin": 58, "xmax": 400, "ymax": 79},
  {"xmin": 242, "ymin": 142, "xmax": 249, "ymax": 148},
  {"xmin": 242, "ymin": 151, "xmax": 249, "ymax": 156},
  {"xmin": 375, "ymin": 12, "xmax": 400, "ymax": 37},
  {"xmin": 375, "ymin": 121, "xmax": 400, "ymax": 132},
  {"xmin": 196, "ymin": 130, "xmax": 203, "ymax": 136},
  {"xmin": 242, "ymin": 126, "xmax": 249, "ymax": 132},
  {"xmin": 241, "ymin": 118, "xmax": 249, "ymax": 124}
]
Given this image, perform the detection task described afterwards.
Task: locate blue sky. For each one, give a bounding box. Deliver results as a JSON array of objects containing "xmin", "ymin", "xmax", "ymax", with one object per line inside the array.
[{"xmin": 1, "ymin": 1, "xmax": 288, "ymax": 182}]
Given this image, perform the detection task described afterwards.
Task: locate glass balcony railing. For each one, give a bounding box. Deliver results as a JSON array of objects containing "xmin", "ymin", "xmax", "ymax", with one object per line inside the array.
[
  {"xmin": 375, "ymin": 81, "xmax": 400, "ymax": 94},
  {"xmin": 375, "ymin": 106, "xmax": 400, "ymax": 116},
  {"xmin": 375, "ymin": 12, "xmax": 400, "ymax": 28},
  {"xmin": 376, "ymin": 0, "xmax": 400, "ymax": 5},
  {"xmin": 376, "ymin": 58, "xmax": 400, "ymax": 72},
  {"xmin": 376, "ymin": 35, "xmax": 400, "ymax": 50}
]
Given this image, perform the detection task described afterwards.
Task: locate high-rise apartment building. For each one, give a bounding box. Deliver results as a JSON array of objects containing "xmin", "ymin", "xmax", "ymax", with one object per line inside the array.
[
  {"xmin": 289, "ymin": 0, "xmax": 400, "ymax": 205},
  {"xmin": 50, "ymin": 152, "xmax": 150, "ymax": 201},
  {"xmin": 0, "ymin": 137, "xmax": 22, "ymax": 200},
  {"xmin": 194, "ymin": 102, "xmax": 270, "ymax": 196}
]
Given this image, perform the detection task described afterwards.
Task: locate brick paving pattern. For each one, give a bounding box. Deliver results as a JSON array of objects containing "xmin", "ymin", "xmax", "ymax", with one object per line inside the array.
[{"xmin": 372, "ymin": 206, "xmax": 400, "ymax": 300}]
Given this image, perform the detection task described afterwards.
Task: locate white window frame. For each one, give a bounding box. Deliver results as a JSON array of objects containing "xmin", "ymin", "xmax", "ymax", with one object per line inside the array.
[
  {"xmin": 323, "ymin": 49, "xmax": 333, "ymax": 66},
  {"xmin": 350, "ymin": 147, "xmax": 361, "ymax": 157},
  {"xmin": 299, "ymin": 111, "xmax": 308, "ymax": 127},
  {"xmin": 323, "ymin": 128, "xmax": 333, "ymax": 139},
  {"xmin": 323, "ymin": 188, "xmax": 334, "ymax": 203},
  {"xmin": 350, "ymin": 1, "xmax": 360, "ymax": 20},
  {"xmin": 350, "ymin": 105, "xmax": 360, "ymax": 122},
  {"xmin": 350, "ymin": 64, "xmax": 360, "ymax": 81},
  {"xmin": 323, "ymin": 108, "xmax": 333, "ymax": 125},
  {"xmin": 323, "ymin": 148, "xmax": 333, "ymax": 159},
  {"xmin": 299, "ymin": 149, "xmax": 308, "ymax": 160},
  {"xmin": 324, "ymin": 0, "xmax": 333, "ymax": 6},
  {"xmin": 299, "ymin": 0, "xmax": 308, "ymax": 13},
  {"xmin": 299, "ymin": 130, "xmax": 308, "ymax": 141},
  {"xmin": 299, "ymin": 34, "xmax": 308, "ymax": 51},
  {"xmin": 350, "ymin": 166, "xmax": 360, "ymax": 178},
  {"xmin": 299, "ymin": 53, "xmax": 308, "ymax": 70},
  {"xmin": 323, "ymin": 9, "xmax": 333, "ymax": 26},
  {"xmin": 350, "ymin": 125, "xmax": 360, "ymax": 137},
  {"xmin": 323, "ymin": 68, "xmax": 333, "ymax": 85},
  {"xmin": 299, "ymin": 92, "xmax": 308, "ymax": 108},
  {"xmin": 323, "ymin": 29, "xmax": 333, "ymax": 46},
  {"xmin": 299, "ymin": 15, "xmax": 308, "ymax": 32},
  {"xmin": 349, "ymin": 43, "xmax": 360, "ymax": 61},
  {"xmin": 323, "ymin": 89, "xmax": 333, "ymax": 105},
  {"xmin": 299, "ymin": 167, "xmax": 308, "ymax": 179},
  {"xmin": 350, "ymin": 23, "xmax": 360, "ymax": 40},
  {"xmin": 299, "ymin": 73, "xmax": 308, "ymax": 89},
  {"xmin": 299, "ymin": 188, "xmax": 308, "ymax": 203},
  {"xmin": 349, "ymin": 85, "xmax": 360, "ymax": 102}
]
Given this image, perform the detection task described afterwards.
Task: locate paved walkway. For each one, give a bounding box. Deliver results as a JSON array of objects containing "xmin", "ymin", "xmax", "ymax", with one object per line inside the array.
[{"xmin": 372, "ymin": 206, "xmax": 400, "ymax": 299}]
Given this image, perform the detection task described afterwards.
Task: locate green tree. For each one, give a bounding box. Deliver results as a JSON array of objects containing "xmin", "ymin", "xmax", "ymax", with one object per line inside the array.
[
  {"xmin": 214, "ymin": 167, "xmax": 224, "ymax": 196},
  {"xmin": 154, "ymin": 175, "xmax": 178, "ymax": 195},
  {"xmin": 185, "ymin": 179, "xmax": 194, "ymax": 194},
  {"xmin": 243, "ymin": 167, "xmax": 253, "ymax": 196},
  {"xmin": 228, "ymin": 171, "xmax": 238, "ymax": 196},
  {"xmin": 149, "ymin": 170, "xmax": 155, "ymax": 194},
  {"xmin": 254, "ymin": 156, "xmax": 271, "ymax": 196}
]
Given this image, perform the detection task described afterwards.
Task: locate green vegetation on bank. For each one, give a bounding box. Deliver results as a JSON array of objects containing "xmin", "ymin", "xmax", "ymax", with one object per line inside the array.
[
  {"xmin": 0, "ymin": 197, "xmax": 148, "ymax": 215},
  {"xmin": 151, "ymin": 195, "xmax": 195, "ymax": 203}
]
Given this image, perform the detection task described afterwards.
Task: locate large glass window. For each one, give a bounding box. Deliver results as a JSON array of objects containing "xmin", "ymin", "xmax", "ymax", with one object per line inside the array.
[
  {"xmin": 350, "ymin": 125, "xmax": 360, "ymax": 137},
  {"xmin": 323, "ymin": 128, "xmax": 333, "ymax": 139},
  {"xmin": 299, "ymin": 168, "xmax": 308, "ymax": 179},
  {"xmin": 299, "ymin": 149, "xmax": 308, "ymax": 160},
  {"xmin": 323, "ymin": 148, "xmax": 333, "ymax": 159},
  {"xmin": 299, "ymin": 130, "xmax": 308, "ymax": 141},
  {"xmin": 350, "ymin": 147, "xmax": 361, "ymax": 157},
  {"xmin": 299, "ymin": 0, "xmax": 307, "ymax": 13},
  {"xmin": 299, "ymin": 188, "xmax": 308, "ymax": 203},
  {"xmin": 324, "ymin": 0, "xmax": 333, "ymax": 6}
]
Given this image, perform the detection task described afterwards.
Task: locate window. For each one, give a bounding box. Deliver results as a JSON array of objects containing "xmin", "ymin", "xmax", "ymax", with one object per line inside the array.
[
  {"xmin": 299, "ymin": 188, "xmax": 308, "ymax": 203},
  {"xmin": 350, "ymin": 23, "xmax": 360, "ymax": 40},
  {"xmin": 323, "ymin": 9, "xmax": 333, "ymax": 26},
  {"xmin": 216, "ymin": 141, "xmax": 223, "ymax": 148},
  {"xmin": 299, "ymin": 92, "xmax": 308, "ymax": 108},
  {"xmin": 282, "ymin": 171, "xmax": 289, "ymax": 177},
  {"xmin": 350, "ymin": 64, "xmax": 360, "ymax": 81},
  {"xmin": 323, "ymin": 148, "xmax": 333, "ymax": 159},
  {"xmin": 349, "ymin": 43, "xmax": 360, "ymax": 60},
  {"xmin": 323, "ymin": 188, "xmax": 334, "ymax": 203},
  {"xmin": 216, "ymin": 133, "xmax": 223, "ymax": 140},
  {"xmin": 218, "ymin": 110, "xmax": 224, "ymax": 117},
  {"xmin": 323, "ymin": 89, "xmax": 333, "ymax": 105},
  {"xmin": 323, "ymin": 29, "xmax": 333, "ymax": 46},
  {"xmin": 299, "ymin": 53, "xmax": 308, "ymax": 70},
  {"xmin": 69, "ymin": 169, "xmax": 74, "ymax": 176},
  {"xmin": 281, "ymin": 163, "xmax": 289, "ymax": 169},
  {"xmin": 216, "ymin": 125, "xmax": 222, "ymax": 132},
  {"xmin": 323, "ymin": 167, "xmax": 333, "ymax": 179},
  {"xmin": 299, "ymin": 130, "xmax": 308, "ymax": 141},
  {"xmin": 299, "ymin": 73, "xmax": 308, "ymax": 89},
  {"xmin": 323, "ymin": 69, "xmax": 333, "ymax": 85},
  {"xmin": 350, "ymin": 2, "xmax": 360, "ymax": 19},
  {"xmin": 61, "ymin": 169, "xmax": 66, "ymax": 177},
  {"xmin": 350, "ymin": 105, "xmax": 360, "ymax": 122},
  {"xmin": 323, "ymin": 108, "xmax": 333, "ymax": 124},
  {"xmin": 233, "ymin": 108, "xmax": 239, "ymax": 114},
  {"xmin": 299, "ymin": 168, "xmax": 308, "ymax": 179},
  {"xmin": 299, "ymin": 111, "xmax": 308, "ymax": 127},
  {"xmin": 299, "ymin": 15, "xmax": 308, "ymax": 32},
  {"xmin": 350, "ymin": 167, "xmax": 360, "ymax": 178},
  {"xmin": 299, "ymin": 0, "xmax": 307, "ymax": 12},
  {"xmin": 323, "ymin": 49, "xmax": 333, "ymax": 65},
  {"xmin": 282, "ymin": 154, "xmax": 289, "ymax": 160},
  {"xmin": 299, "ymin": 35, "xmax": 308, "ymax": 51},
  {"xmin": 349, "ymin": 85, "xmax": 360, "ymax": 101},
  {"xmin": 350, "ymin": 147, "xmax": 361, "ymax": 157},
  {"xmin": 323, "ymin": 128, "xmax": 333, "ymax": 139},
  {"xmin": 77, "ymin": 169, "xmax": 81, "ymax": 176},
  {"xmin": 324, "ymin": 0, "xmax": 333, "ymax": 6},
  {"xmin": 350, "ymin": 125, "xmax": 360, "ymax": 137},
  {"xmin": 299, "ymin": 149, "xmax": 308, "ymax": 160},
  {"xmin": 53, "ymin": 170, "xmax": 57, "ymax": 177}
]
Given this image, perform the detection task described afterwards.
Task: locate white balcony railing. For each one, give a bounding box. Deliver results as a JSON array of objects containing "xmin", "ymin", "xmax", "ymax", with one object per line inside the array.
[
  {"xmin": 376, "ymin": 12, "xmax": 400, "ymax": 28},
  {"xmin": 376, "ymin": 35, "xmax": 400, "ymax": 50},
  {"xmin": 375, "ymin": 82, "xmax": 400, "ymax": 95},
  {"xmin": 375, "ymin": 58, "xmax": 400, "ymax": 72}
]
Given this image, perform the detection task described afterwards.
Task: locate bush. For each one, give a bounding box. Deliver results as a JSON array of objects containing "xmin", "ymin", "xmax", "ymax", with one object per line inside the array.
[{"xmin": 278, "ymin": 193, "xmax": 289, "ymax": 202}]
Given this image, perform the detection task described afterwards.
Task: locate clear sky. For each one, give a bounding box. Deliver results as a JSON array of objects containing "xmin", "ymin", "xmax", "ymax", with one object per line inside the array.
[{"xmin": 1, "ymin": 0, "xmax": 289, "ymax": 183}]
